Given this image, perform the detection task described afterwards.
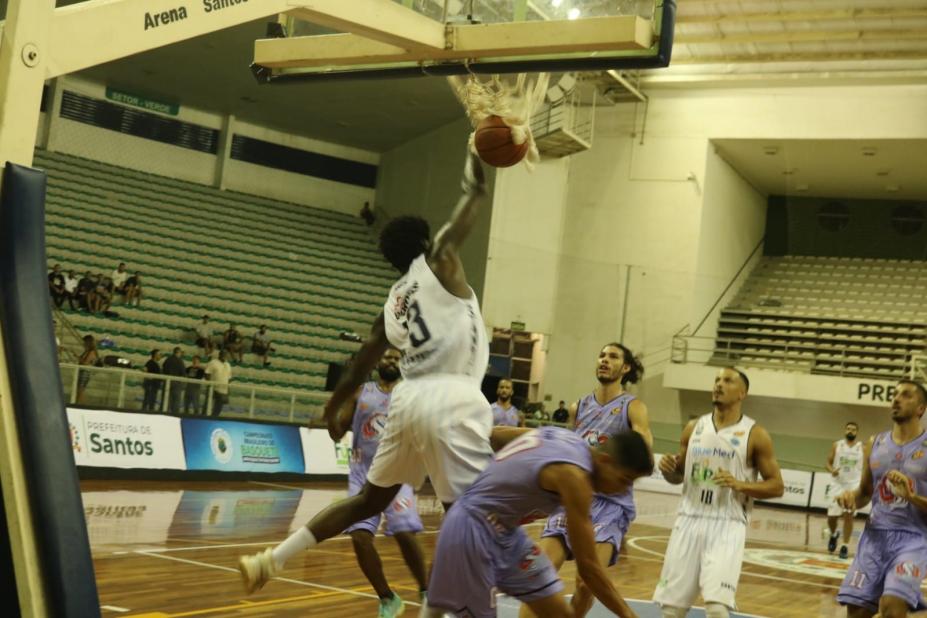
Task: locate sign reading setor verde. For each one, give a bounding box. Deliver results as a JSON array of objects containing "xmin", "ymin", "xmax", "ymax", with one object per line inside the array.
[{"xmin": 105, "ymin": 87, "xmax": 179, "ymax": 116}]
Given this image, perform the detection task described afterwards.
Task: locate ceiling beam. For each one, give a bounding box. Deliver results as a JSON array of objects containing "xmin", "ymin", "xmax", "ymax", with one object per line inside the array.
[
  {"xmin": 678, "ymin": 8, "xmax": 927, "ymax": 25},
  {"xmin": 255, "ymin": 15, "xmax": 651, "ymax": 69},
  {"xmin": 673, "ymin": 50, "xmax": 927, "ymax": 65},
  {"xmin": 287, "ymin": 0, "xmax": 445, "ymax": 51},
  {"xmin": 676, "ymin": 28, "xmax": 927, "ymax": 46}
]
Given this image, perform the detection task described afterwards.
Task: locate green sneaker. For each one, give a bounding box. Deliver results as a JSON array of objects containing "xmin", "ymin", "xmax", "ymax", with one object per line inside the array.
[{"xmin": 378, "ymin": 593, "xmax": 405, "ymax": 618}]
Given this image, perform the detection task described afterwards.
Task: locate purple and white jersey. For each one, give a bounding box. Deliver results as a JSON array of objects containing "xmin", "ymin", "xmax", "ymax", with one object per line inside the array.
[
  {"xmin": 491, "ymin": 402, "xmax": 520, "ymax": 427},
  {"xmin": 573, "ymin": 392, "xmax": 636, "ymax": 517},
  {"xmin": 458, "ymin": 427, "xmax": 592, "ymax": 531},
  {"xmin": 350, "ymin": 382, "xmax": 392, "ymax": 471},
  {"xmin": 868, "ymin": 430, "xmax": 927, "ymax": 537}
]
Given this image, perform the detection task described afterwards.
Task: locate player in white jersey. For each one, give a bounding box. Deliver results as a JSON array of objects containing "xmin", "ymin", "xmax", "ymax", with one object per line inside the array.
[
  {"xmin": 653, "ymin": 367, "xmax": 784, "ymax": 618},
  {"xmin": 240, "ymin": 149, "xmax": 494, "ymax": 594},
  {"xmin": 825, "ymin": 421, "xmax": 863, "ymax": 559}
]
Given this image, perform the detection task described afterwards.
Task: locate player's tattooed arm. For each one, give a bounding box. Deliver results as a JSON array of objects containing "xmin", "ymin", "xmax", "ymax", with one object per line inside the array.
[
  {"xmin": 716, "ymin": 426, "xmax": 784, "ymax": 499},
  {"xmin": 658, "ymin": 419, "xmax": 695, "ymax": 485},
  {"xmin": 839, "ymin": 435, "xmax": 875, "ymax": 511},
  {"xmin": 324, "ymin": 313, "xmax": 389, "ymax": 441},
  {"xmin": 544, "ymin": 464, "xmax": 638, "ymax": 618}
]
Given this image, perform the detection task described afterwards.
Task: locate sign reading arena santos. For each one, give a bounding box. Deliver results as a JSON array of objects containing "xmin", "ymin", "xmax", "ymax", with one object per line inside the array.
[{"xmin": 67, "ymin": 408, "xmax": 186, "ymax": 469}]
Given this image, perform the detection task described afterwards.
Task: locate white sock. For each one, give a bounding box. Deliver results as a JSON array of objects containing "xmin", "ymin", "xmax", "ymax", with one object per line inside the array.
[
  {"xmin": 418, "ymin": 599, "xmax": 448, "ymax": 618},
  {"xmin": 705, "ymin": 602, "xmax": 730, "ymax": 618},
  {"xmin": 661, "ymin": 607, "xmax": 688, "ymax": 618},
  {"xmin": 271, "ymin": 527, "xmax": 316, "ymax": 569}
]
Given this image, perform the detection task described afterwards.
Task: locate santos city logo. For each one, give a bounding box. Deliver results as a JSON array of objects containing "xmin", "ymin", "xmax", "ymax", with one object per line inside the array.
[
  {"xmin": 210, "ymin": 428, "xmax": 234, "ymax": 464},
  {"xmin": 69, "ymin": 423, "xmax": 82, "ymax": 453}
]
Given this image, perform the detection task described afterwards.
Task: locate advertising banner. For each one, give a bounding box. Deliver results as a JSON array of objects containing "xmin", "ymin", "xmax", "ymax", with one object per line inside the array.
[
  {"xmin": 82, "ymin": 490, "xmax": 183, "ymax": 548},
  {"xmin": 67, "ymin": 408, "xmax": 185, "ymax": 469},
  {"xmin": 634, "ymin": 453, "xmax": 682, "ymax": 495},
  {"xmin": 300, "ymin": 428, "xmax": 352, "ymax": 475},
  {"xmin": 757, "ymin": 468, "xmax": 813, "ymax": 508},
  {"xmin": 182, "ymin": 418, "xmax": 303, "ymax": 473}
]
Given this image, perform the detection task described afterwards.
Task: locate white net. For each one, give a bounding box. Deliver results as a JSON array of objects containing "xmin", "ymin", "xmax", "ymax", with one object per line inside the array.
[{"xmin": 448, "ymin": 72, "xmax": 550, "ymax": 170}]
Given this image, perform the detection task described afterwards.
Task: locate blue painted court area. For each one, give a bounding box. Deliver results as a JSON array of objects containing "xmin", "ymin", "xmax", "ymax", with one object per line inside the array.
[{"xmin": 495, "ymin": 596, "xmax": 765, "ymax": 618}]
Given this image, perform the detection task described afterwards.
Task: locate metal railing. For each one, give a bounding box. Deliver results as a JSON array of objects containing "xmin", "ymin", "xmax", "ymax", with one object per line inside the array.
[
  {"xmin": 60, "ymin": 363, "xmax": 326, "ymax": 425},
  {"xmin": 671, "ymin": 334, "xmax": 917, "ymax": 380}
]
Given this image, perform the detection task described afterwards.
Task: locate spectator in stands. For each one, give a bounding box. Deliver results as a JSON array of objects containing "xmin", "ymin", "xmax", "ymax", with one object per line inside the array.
[
  {"xmin": 63, "ymin": 269, "xmax": 80, "ymax": 310},
  {"xmin": 204, "ymin": 351, "xmax": 232, "ymax": 416},
  {"xmin": 223, "ymin": 324, "xmax": 244, "ymax": 364},
  {"xmin": 184, "ymin": 355, "xmax": 206, "ymax": 414},
  {"xmin": 142, "ymin": 349, "xmax": 162, "ymax": 412},
  {"xmin": 76, "ymin": 334, "xmax": 98, "ymax": 404},
  {"xmin": 552, "ymin": 400, "xmax": 569, "ymax": 424},
  {"xmin": 252, "ymin": 325, "xmax": 272, "ymax": 367},
  {"xmin": 195, "ymin": 315, "xmax": 213, "ymax": 355},
  {"xmin": 162, "ymin": 347, "xmax": 186, "ymax": 415},
  {"xmin": 48, "ymin": 264, "xmax": 66, "ymax": 308},
  {"xmin": 360, "ymin": 201, "xmax": 376, "ymax": 226},
  {"xmin": 76, "ymin": 271, "xmax": 94, "ymax": 311},
  {"xmin": 91, "ymin": 274, "xmax": 113, "ymax": 314},
  {"xmin": 124, "ymin": 271, "xmax": 143, "ymax": 307},
  {"xmin": 112, "ymin": 262, "xmax": 129, "ymax": 301}
]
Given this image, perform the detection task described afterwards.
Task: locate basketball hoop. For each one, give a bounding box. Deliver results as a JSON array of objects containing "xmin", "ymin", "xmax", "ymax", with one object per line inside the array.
[{"xmin": 448, "ymin": 72, "xmax": 550, "ymax": 169}]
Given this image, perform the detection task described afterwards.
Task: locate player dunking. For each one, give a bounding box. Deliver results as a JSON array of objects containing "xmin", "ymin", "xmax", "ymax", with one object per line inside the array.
[
  {"xmin": 826, "ymin": 421, "xmax": 863, "ymax": 559},
  {"xmin": 330, "ymin": 347, "xmax": 428, "ymax": 617},
  {"xmin": 423, "ymin": 426, "xmax": 653, "ymax": 618},
  {"xmin": 240, "ymin": 150, "xmax": 494, "ymax": 592},
  {"xmin": 521, "ymin": 342, "xmax": 652, "ymax": 618},
  {"xmin": 653, "ymin": 367, "xmax": 784, "ymax": 618},
  {"xmin": 836, "ymin": 380, "xmax": 927, "ymax": 618}
]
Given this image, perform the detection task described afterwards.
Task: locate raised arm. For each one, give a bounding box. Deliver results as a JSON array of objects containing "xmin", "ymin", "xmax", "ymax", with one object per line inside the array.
[
  {"xmin": 658, "ymin": 419, "xmax": 696, "ymax": 485},
  {"xmin": 541, "ymin": 464, "xmax": 637, "ymax": 618},
  {"xmin": 323, "ymin": 313, "xmax": 389, "ymax": 440},
  {"xmin": 428, "ymin": 151, "xmax": 488, "ymax": 299},
  {"xmin": 715, "ymin": 425, "xmax": 784, "ymax": 499}
]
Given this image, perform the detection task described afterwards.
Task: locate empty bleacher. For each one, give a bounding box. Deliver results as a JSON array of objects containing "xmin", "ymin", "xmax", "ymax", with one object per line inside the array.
[
  {"xmin": 711, "ymin": 256, "xmax": 927, "ymax": 379},
  {"xmin": 38, "ymin": 149, "xmax": 394, "ymax": 419}
]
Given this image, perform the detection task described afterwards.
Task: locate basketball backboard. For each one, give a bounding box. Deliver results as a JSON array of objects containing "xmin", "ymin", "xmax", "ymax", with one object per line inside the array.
[{"xmin": 252, "ymin": 0, "xmax": 675, "ymax": 83}]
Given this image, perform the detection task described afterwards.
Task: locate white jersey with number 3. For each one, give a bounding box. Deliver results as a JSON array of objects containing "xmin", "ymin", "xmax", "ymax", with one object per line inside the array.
[
  {"xmin": 383, "ymin": 254, "xmax": 488, "ymax": 383},
  {"xmin": 680, "ymin": 413, "xmax": 758, "ymax": 522}
]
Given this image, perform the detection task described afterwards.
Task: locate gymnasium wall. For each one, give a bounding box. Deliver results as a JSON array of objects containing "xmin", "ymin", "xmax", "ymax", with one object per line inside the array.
[
  {"xmin": 39, "ymin": 75, "xmax": 379, "ymax": 216},
  {"xmin": 375, "ymin": 117, "xmax": 495, "ymax": 300},
  {"xmin": 488, "ymin": 83, "xmax": 927, "ymax": 466}
]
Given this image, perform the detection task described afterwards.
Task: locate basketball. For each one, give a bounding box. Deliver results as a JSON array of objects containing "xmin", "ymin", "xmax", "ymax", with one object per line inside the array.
[{"xmin": 474, "ymin": 115, "xmax": 530, "ymax": 168}]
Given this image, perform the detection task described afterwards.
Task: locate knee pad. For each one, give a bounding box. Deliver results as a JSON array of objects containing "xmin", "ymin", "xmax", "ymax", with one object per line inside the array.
[
  {"xmin": 661, "ymin": 607, "xmax": 688, "ymax": 618},
  {"xmin": 705, "ymin": 602, "xmax": 730, "ymax": 618}
]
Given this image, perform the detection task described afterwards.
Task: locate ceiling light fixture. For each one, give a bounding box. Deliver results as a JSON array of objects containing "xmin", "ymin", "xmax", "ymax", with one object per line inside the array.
[
  {"xmin": 763, "ymin": 146, "xmax": 779, "ymax": 156},
  {"xmin": 862, "ymin": 147, "xmax": 877, "ymax": 157},
  {"xmin": 568, "ymin": 7, "xmax": 581, "ymax": 19},
  {"xmin": 551, "ymin": 0, "xmax": 563, "ymax": 7}
]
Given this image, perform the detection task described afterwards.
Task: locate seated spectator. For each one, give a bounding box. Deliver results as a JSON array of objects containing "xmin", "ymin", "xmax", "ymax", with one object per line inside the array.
[
  {"xmin": 142, "ymin": 349, "xmax": 162, "ymax": 412},
  {"xmin": 252, "ymin": 325, "xmax": 272, "ymax": 367},
  {"xmin": 48, "ymin": 264, "xmax": 66, "ymax": 308},
  {"xmin": 76, "ymin": 271, "xmax": 94, "ymax": 311},
  {"xmin": 124, "ymin": 272, "xmax": 143, "ymax": 307},
  {"xmin": 194, "ymin": 315, "xmax": 213, "ymax": 354},
  {"xmin": 162, "ymin": 347, "xmax": 186, "ymax": 415},
  {"xmin": 90, "ymin": 274, "xmax": 112, "ymax": 314},
  {"xmin": 184, "ymin": 355, "xmax": 206, "ymax": 415},
  {"xmin": 223, "ymin": 324, "xmax": 244, "ymax": 364},
  {"xmin": 204, "ymin": 351, "xmax": 232, "ymax": 416},
  {"xmin": 77, "ymin": 334, "xmax": 99, "ymax": 404},
  {"xmin": 552, "ymin": 400, "xmax": 569, "ymax": 424},
  {"xmin": 63, "ymin": 270, "xmax": 80, "ymax": 310},
  {"xmin": 360, "ymin": 201, "xmax": 375, "ymax": 226},
  {"xmin": 112, "ymin": 262, "xmax": 129, "ymax": 300}
]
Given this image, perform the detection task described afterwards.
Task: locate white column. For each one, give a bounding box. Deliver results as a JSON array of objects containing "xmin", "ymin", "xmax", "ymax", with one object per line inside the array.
[{"xmin": 214, "ymin": 113, "xmax": 235, "ymax": 190}]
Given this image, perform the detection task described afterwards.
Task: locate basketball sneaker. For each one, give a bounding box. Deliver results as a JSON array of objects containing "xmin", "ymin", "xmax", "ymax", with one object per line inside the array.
[
  {"xmin": 839, "ymin": 545, "xmax": 849, "ymax": 560},
  {"xmin": 378, "ymin": 593, "xmax": 405, "ymax": 617},
  {"xmin": 238, "ymin": 547, "xmax": 276, "ymax": 594},
  {"xmin": 828, "ymin": 533, "xmax": 839, "ymax": 553}
]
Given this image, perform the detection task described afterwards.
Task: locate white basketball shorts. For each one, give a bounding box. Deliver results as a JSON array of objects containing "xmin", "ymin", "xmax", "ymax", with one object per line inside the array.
[
  {"xmin": 653, "ymin": 515, "xmax": 746, "ymax": 611},
  {"xmin": 366, "ymin": 375, "xmax": 493, "ymax": 504},
  {"xmin": 826, "ymin": 479, "xmax": 859, "ymax": 517}
]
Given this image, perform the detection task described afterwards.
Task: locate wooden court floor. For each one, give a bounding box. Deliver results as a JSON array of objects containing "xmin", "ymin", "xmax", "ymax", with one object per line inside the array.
[{"xmin": 82, "ymin": 480, "xmax": 927, "ymax": 618}]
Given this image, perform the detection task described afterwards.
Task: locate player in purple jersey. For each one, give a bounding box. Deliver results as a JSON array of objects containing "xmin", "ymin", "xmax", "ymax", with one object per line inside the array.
[
  {"xmin": 421, "ymin": 426, "xmax": 653, "ymax": 618},
  {"xmin": 837, "ymin": 380, "xmax": 927, "ymax": 618},
  {"xmin": 334, "ymin": 347, "xmax": 427, "ymax": 617},
  {"xmin": 523, "ymin": 343, "xmax": 652, "ymax": 618},
  {"xmin": 491, "ymin": 379, "xmax": 524, "ymax": 427}
]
